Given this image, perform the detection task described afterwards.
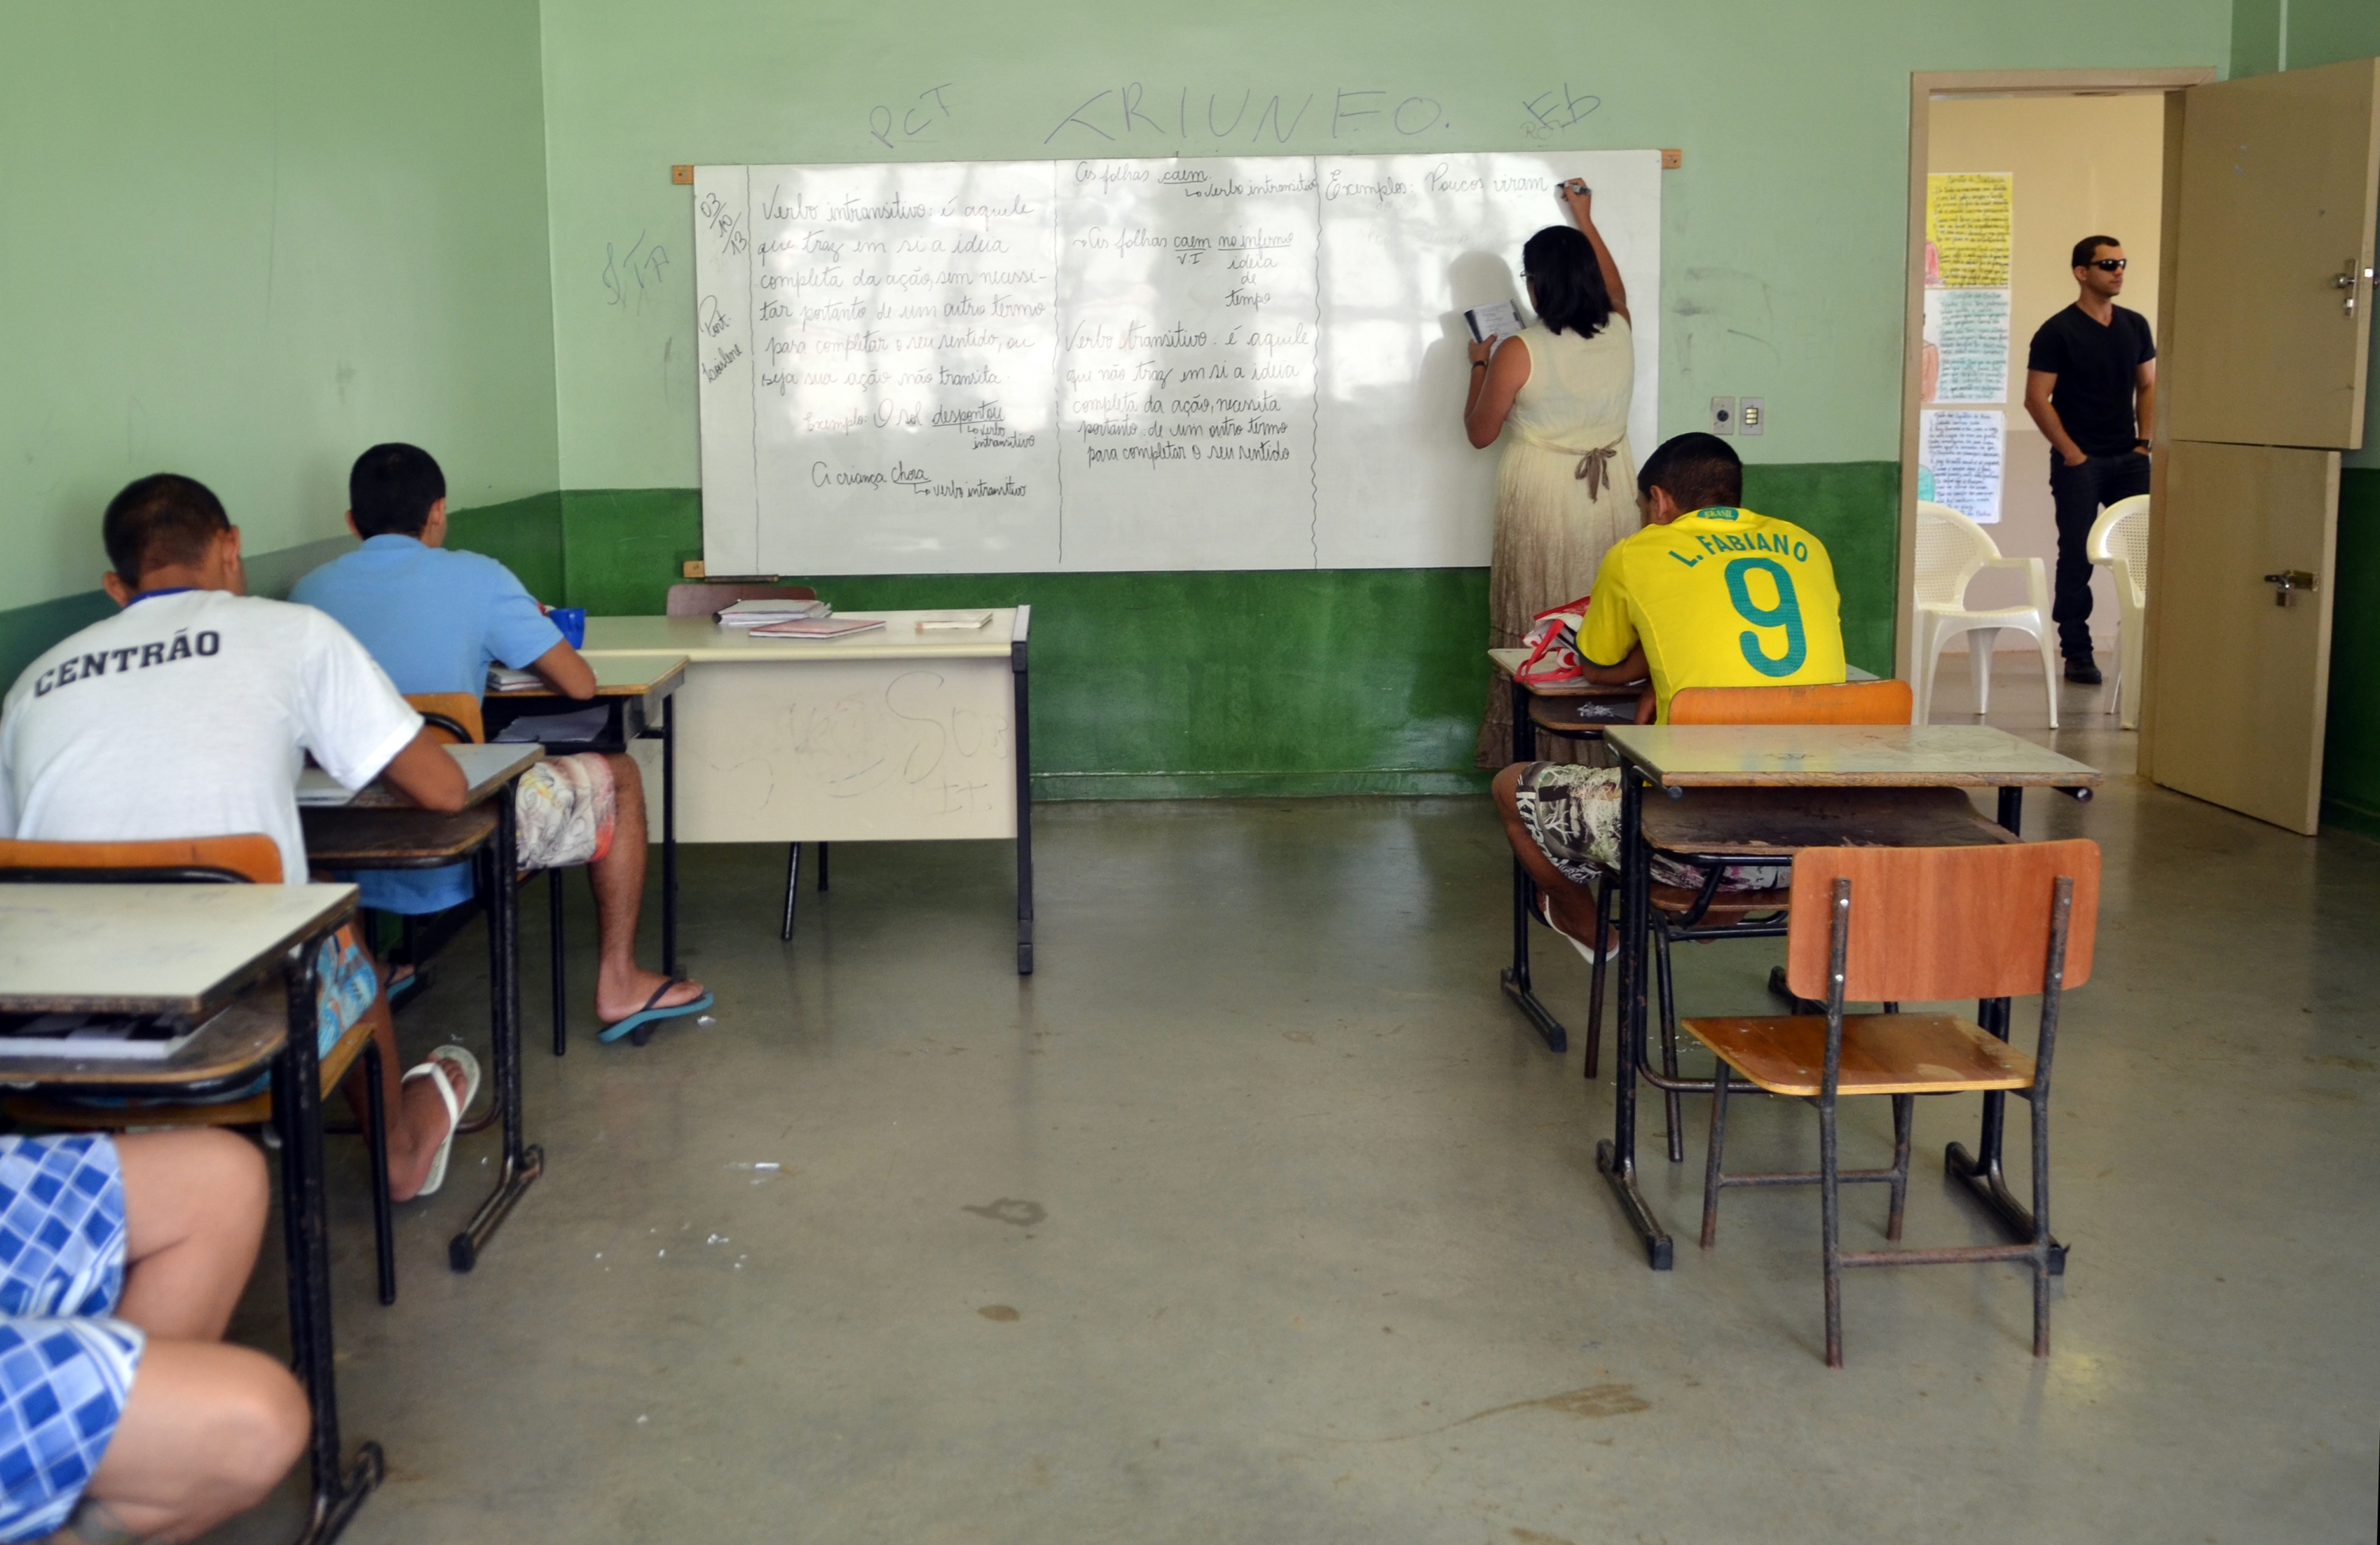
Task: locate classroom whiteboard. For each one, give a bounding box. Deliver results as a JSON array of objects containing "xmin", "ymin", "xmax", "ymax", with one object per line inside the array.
[{"xmin": 693, "ymin": 151, "xmax": 1660, "ymax": 573}]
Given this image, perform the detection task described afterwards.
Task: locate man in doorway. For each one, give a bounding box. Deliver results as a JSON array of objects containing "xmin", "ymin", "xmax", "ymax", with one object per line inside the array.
[{"xmin": 2023, "ymin": 234, "xmax": 2157, "ymax": 685}]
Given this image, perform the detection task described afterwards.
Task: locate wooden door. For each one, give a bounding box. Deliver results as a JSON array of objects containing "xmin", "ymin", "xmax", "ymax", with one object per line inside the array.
[
  {"xmin": 2148, "ymin": 443, "xmax": 2340, "ymax": 831},
  {"xmin": 2164, "ymin": 59, "xmax": 2380, "ymax": 447},
  {"xmin": 2144, "ymin": 60, "xmax": 2380, "ymax": 833}
]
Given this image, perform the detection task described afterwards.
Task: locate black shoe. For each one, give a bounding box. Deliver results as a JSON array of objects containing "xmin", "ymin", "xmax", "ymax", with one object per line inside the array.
[{"xmin": 2063, "ymin": 655, "xmax": 2102, "ymax": 685}]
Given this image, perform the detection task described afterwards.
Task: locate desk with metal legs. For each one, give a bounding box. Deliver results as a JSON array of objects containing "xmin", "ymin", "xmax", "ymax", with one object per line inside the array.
[
  {"xmin": 579, "ymin": 611, "xmax": 1035, "ymax": 974},
  {"xmin": 1488, "ymin": 648, "xmax": 1644, "ymax": 1054},
  {"xmin": 1595, "ymin": 724, "xmax": 2102, "ymax": 1271},
  {"xmin": 301, "ymin": 744, "xmax": 544, "ymax": 1272},
  {"xmin": 0, "ymin": 882, "xmax": 380, "ymax": 1544}
]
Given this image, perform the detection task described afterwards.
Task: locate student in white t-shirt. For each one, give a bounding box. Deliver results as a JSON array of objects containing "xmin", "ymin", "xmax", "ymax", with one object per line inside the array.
[{"xmin": 0, "ymin": 474, "xmax": 475, "ymax": 1203}]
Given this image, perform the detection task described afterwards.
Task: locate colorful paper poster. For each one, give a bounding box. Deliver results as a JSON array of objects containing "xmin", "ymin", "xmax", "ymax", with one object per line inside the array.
[
  {"xmin": 1921, "ymin": 287, "xmax": 2012, "ymax": 404},
  {"xmin": 1926, "ymin": 174, "xmax": 2013, "ymax": 289},
  {"xmin": 1920, "ymin": 409, "xmax": 2005, "ymax": 524}
]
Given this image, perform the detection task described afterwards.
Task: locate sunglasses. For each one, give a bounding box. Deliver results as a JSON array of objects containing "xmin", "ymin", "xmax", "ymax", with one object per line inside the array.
[{"xmin": 2086, "ymin": 258, "xmax": 2128, "ymax": 272}]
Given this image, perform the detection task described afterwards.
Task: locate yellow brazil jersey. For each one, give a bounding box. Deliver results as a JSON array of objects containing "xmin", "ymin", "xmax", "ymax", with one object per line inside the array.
[{"xmin": 1576, "ymin": 506, "xmax": 1847, "ymax": 721}]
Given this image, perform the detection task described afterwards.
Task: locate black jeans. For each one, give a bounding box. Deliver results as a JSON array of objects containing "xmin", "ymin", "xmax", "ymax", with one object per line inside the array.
[{"xmin": 2047, "ymin": 450, "xmax": 2151, "ymax": 660}]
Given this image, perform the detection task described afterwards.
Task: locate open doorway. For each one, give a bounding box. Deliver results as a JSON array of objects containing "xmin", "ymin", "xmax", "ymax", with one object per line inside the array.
[{"xmin": 1896, "ymin": 69, "xmax": 2213, "ymax": 729}]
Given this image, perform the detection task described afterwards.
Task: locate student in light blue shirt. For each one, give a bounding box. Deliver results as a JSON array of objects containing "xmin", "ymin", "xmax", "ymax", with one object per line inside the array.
[{"xmin": 293, "ymin": 444, "xmax": 709, "ymax": 1042}]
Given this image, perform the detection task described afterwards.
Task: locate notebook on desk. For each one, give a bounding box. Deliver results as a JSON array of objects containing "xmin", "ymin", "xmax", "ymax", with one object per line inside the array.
[{"xmin": 295, "ymin": 768, "xmax": 356, "ymax": 807}]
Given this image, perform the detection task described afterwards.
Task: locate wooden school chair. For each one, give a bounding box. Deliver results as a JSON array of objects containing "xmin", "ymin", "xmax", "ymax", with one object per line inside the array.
[
  {"xmin": 0, "ymin": 835, "xmax": 400, "ymax": 1306},
  {"xmin": 662, "ymin": 583, "xmax": 835, "ymax": 942},
  {"xmin": 1687, "ymin": 838, "xmax": 2098, "ymax": 1367},
  {"xmin": 1585, "ymin": 679, "xmax": 1918, "ymax": 1159}
]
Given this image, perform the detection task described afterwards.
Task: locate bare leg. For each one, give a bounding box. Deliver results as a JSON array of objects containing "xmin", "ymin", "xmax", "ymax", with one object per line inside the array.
[
  {"xmin": 337, "ymin": 993, "xmax": 467, "ymax": 1203},
  {"xmin": 72, "ymin": 1339, "xmax": 309, "ymax": 1543},
  {"xmin": 585, "ymin": 753, "xmax": 704, "ymax": 1023},
  {"xmin": 109, "ymin": 1131, "xmax": 267, "ymax": 1342}
]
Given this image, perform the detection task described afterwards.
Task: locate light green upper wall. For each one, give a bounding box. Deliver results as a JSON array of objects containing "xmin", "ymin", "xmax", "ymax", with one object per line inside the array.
[
  {"xmin": 0, "ymin": 0, "xmax": 561, "ymax": 610},
  {"xmin": 536, "ymin": 0, "xmax": 2232, "ymax": 491}
]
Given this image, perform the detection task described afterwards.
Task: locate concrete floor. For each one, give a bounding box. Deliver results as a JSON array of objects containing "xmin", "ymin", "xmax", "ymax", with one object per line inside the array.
[{"xmin": 210, "ymin": 668, "xmax": 2380, "ymax": 1543}]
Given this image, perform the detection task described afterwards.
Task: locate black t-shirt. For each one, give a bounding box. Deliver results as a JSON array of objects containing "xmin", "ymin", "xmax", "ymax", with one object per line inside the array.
[{"xmin": 2025, "ymin": 304, "xmax": 2156, "ymax": 456}]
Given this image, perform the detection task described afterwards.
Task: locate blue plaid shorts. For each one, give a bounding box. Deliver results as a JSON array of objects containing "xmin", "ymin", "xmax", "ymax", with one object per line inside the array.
[{"xmin": 0, "ymin": 1135, "xmax": 140, "ymax": 1543}]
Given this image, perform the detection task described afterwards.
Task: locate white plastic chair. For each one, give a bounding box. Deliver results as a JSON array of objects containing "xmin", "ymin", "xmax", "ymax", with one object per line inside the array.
[
  {"xmin": 2086, "ymin": 494, "xmax": 2150, "ymax": 730},
  {"xmin": 1913, "ymin": 500, "xmax": 2059, "ymax": 730}
]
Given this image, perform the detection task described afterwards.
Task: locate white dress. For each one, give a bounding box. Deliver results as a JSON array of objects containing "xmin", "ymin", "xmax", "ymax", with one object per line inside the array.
[{"xmin": 1476, "ymin": 316, "xmax": 1637, "ymax": 766}]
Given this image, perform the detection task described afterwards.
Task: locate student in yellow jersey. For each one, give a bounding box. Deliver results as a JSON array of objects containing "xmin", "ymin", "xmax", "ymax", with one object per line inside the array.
[{"xmin": 1491, "ymin": 433, "xmax": 1848, "ymax": 945}]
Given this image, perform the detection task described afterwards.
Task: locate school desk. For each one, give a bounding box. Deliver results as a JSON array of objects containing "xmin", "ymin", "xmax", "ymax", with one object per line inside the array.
[
  {"xmin": 1594, "ymin": 723, "xmax": 2102, "ymax": 1271},
  {"xmin": 578, "ymin": 610, "xmax": 1036, "ymax": 972},
  {"xmin": 478, "ymin": 654, "xmax": 690, "ymax": 1025},
  {"xmin": 1487, "ymin": 652, "xmax": 1886, "ymax": 1053},
  {"xmin": 0, "ymin": 881, "xmax": 382, "ymax": 1543},
  {"xmin": 301, "ymin": 742, "xmax": 545, "ymax": 1271}
]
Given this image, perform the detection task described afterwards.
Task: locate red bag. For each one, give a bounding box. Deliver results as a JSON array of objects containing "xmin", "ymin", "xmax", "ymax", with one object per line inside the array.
[{"xmin": 1514, "ymin": 596, "xmax": 1592, "ymax": 687}]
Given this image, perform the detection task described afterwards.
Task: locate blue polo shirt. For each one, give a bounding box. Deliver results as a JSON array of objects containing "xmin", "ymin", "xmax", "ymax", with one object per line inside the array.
[{"xmin": 292, "ymin": 535, "xmax": 564, "ymax": 913}]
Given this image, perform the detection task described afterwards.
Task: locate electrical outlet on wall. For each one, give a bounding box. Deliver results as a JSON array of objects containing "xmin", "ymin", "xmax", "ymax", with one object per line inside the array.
[
  {"xmin": 1709, "ymin": 397, "xmax": 1736, "ymax": 435},
  {"xmin": 1739, "ymin": 397, "xmax": 1764, "ymax": 436}
]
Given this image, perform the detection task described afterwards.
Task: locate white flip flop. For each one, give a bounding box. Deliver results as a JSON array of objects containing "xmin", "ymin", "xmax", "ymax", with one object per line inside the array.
[
  {"xmin": 1534, "ymin": 889, "xmax": 1618, "ymax": 964},
  {"xmin": 400, "ymin": 1045, "xmax": 482, "ymax": 1198}
]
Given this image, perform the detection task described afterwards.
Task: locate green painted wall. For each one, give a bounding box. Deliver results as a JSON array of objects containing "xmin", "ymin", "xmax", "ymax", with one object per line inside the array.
[
  {"xmin": 455, "ymin": 460, "xmax": 1887, "ymax": 799},
  {"xmin": 0, "ymin": 0, "xmax": 562, "ymax": 612},
  {"xmin": 2323, "ymin": 469, "xmax": 2380, "ymax": 836},
  {"xmin": 536, "ymin": 0, "xmax": 2230, "ymax": 490}
]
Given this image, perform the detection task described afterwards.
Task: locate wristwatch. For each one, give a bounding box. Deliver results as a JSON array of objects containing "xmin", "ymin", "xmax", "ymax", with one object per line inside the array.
[{"xmin": 2132, "ymin": 439, "xmax": 2152, "ymax": 450}]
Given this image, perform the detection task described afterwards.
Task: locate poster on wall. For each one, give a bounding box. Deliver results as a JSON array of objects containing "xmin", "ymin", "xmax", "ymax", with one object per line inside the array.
[
  {"xmin": 1922, "ymin": 173, "xmax": 2013, "ymax": 409},
  {"xmin": 1920, "ymin": 408, "xmax": 2005, "ymax": 524}
]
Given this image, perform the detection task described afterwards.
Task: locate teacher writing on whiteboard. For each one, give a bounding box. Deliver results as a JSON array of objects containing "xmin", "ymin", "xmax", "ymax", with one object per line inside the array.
[{"xmin": 1464, "ymin": 178, "xmax": 1634, "ymax": 766}]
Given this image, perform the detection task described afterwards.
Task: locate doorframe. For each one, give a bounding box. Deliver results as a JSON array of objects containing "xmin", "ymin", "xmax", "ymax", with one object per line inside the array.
[{"xmin": 1895, "ymin": 68, "xmax": 2217, "ymax": 692}]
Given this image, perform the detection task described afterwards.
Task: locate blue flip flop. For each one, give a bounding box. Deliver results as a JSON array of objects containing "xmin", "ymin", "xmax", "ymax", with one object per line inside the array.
[{"xmin": 597, "ymin": 979, "xmax": 714, "ymax": 1045}]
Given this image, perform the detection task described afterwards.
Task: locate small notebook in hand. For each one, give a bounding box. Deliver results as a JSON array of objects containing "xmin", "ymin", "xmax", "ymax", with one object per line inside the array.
[
  {"xmin": 747, "ymin": 616, "xmax": 886, "ymax": 640},
  {"xmin": 1464, "ymin": 300, "xmax": 1524, "ymax": 343}
]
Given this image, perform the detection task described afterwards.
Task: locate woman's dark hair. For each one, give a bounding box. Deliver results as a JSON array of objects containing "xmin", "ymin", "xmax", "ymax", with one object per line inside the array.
[{"xmin": 1522, "ymin": 226, "xmax": 1614, "ymax": 339}]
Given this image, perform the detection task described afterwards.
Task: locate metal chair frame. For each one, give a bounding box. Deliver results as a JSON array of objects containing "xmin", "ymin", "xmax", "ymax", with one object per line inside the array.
[{"xmin": 1697, "ymin": 862, "xmax": 2079, "ymax": 1367}]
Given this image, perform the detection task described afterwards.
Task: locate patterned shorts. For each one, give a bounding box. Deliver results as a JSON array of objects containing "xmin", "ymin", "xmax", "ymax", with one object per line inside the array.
[
  {"xmin": 514, "ymin": 754, "xmax": 616, "ymax": 874},
  {"xmin": 0, "ymin": 1136, "xmax": 140, "ymax": 1543},
  {"xmin": 1512, "ymin": 762, "xmax": 1792, "ymax": 894}
]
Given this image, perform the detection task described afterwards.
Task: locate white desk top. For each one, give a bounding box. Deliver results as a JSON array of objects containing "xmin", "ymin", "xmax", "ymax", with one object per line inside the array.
[
  {"xmin": 582, "ymin": 608, "xmax": 1024, "ymax": 663},
  {"xmin": 300, "ymin": 743, "xmax": 543, "ymax": 810},
  {"xmin": 0, "ymin": 884, "xmax": 357, "ymax": 1016},
  {"xmin": 491, "ymin": 655, "xmax": 689, "ymax": 698},
  {"xmin": 1603, "ymin": 723, "xmax": 2102, "ymax": 789}
]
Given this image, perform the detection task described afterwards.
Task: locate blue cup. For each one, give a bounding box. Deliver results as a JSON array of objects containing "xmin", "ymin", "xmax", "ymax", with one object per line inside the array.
[{"xmin": 547, "ymin": 607, "xmax": 587, "ymax": 649}]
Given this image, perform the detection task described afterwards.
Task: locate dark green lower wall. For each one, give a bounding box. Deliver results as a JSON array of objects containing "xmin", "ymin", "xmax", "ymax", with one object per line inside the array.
[
  {"xmin": 2321, "ymin": 468, "xmax": 2380, "ymax": 838},
  {"xmin": 538, "ymin": 463, "xmax": 1899, "ymax": 799},
  {"xmin": 0, "ymin": 463, "xmax": 1900, "ymax": 800}
]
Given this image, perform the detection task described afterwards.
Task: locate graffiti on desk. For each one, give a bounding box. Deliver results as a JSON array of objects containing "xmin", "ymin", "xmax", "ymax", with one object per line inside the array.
[{"xmin": 777, "ymin": 669, "xmax": 1010, "ymax": 815}]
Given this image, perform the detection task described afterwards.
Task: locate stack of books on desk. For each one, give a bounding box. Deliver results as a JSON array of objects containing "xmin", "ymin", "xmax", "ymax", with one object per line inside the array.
[
  {"xmin": 717, "ymin": 598, "xmax": 831, "ymax": 628},
  {"xmin": 488, "ymin": 667, "xmax": 546, "ymax": 693}
]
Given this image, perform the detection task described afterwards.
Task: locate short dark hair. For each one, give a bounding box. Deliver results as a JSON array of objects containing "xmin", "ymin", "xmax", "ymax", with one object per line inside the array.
[
  {"xmin": 102, "ymin": 474, "xmax": 231, "ymax": 583},
  {"xmin": 1521, "ymin": 225, "xmax": 1614, "ymax": 339},
  {"xmin": 1637, "ymin": 432, "xmax": 1744, "ymax": 513},
  {"xmin": 2071, "ymin": 235, "xmax": 2121, "ymax": 270},
  {"xmin": 348, "ymin": 443, "xmax": 447, "ymax": 537}
]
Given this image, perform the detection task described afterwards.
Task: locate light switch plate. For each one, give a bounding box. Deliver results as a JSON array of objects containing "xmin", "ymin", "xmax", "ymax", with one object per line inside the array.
[
  {"xmin": 1739, "ymin": 397, "xmax": 1764, "ymax": 436},
  {"xmin": 1709, "ymin": 397, "xmax": 1737, "ymax": 435}
]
